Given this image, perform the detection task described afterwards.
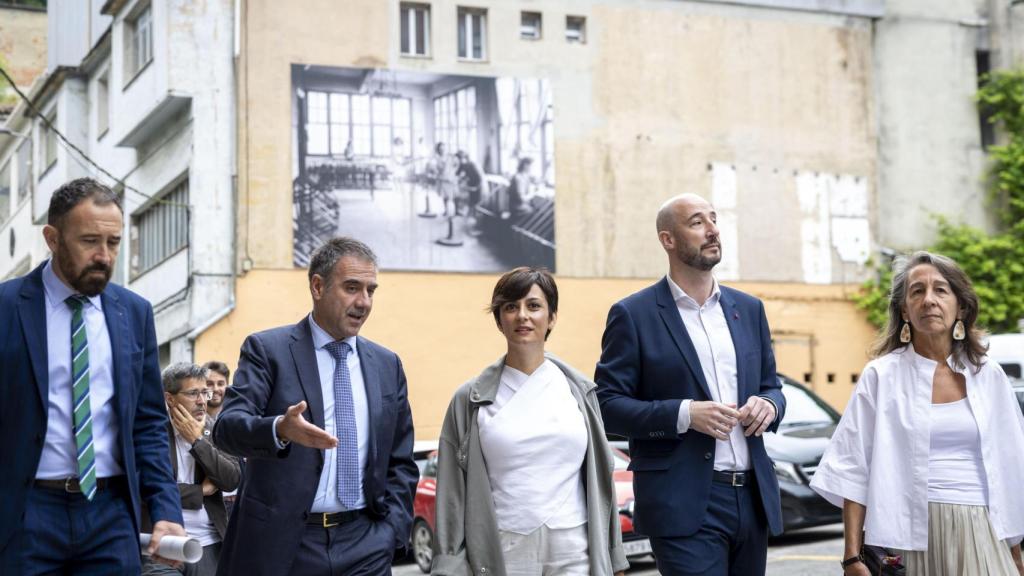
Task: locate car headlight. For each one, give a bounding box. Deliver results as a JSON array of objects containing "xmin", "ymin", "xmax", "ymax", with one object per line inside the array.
[{"xmin": 774, "ymin": 461, "xmax": 803, "ymax": 484}]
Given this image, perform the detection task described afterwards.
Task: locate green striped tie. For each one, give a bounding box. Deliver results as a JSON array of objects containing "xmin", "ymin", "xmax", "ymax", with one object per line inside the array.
[{"xmin": 67, "ymin": 295, "xmax": 97, "ymax": 501}]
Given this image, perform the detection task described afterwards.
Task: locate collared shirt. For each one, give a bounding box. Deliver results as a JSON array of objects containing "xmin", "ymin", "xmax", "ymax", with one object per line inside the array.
[
  {"xmin": 173, "ymin": 432, "xmax": 219, "ymax": 546},
  {"xmin": 666, "ymin": 276, "xmax": 748, "ymax": 471},
  {"xmin": 308, "ymin": 314, "xmax": 369, "ymax": 512},
  {"xmin": 810, "ymin": 346, "xmax": 1024, "ymax": 550},
  {"xmin": 36, "ymin": 260, "xmax": 123, "ymax": 479}
]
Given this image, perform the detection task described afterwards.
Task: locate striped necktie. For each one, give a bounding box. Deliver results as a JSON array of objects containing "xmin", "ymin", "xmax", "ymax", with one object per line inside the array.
[
  {"xmin": 324, "ymin": 340, "xmax": 360, "ymax": 509},
  {"xmin": 67, "ymin": 295, "xmax": 97, "ymax": 501}
]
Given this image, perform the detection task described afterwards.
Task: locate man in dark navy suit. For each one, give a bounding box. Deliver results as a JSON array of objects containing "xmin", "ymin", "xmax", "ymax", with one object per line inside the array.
[
  {"xmin": 596, "ymin": 194, "xmax": 786, "ymax": 576},
  {"xmin": 214, "ymin": 237, "xmax": 418, "ymax": 576},
  {"xmin": 0, "ymin": 178, "xmax": 185, "ymax": 573}
]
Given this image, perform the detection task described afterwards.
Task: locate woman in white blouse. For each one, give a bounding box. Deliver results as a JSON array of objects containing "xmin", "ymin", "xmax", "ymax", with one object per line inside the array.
[
  {"xmin": 811, "ymin": 251, "xmax": 1024, "ymax": 576},
  {"xmin": 432, "ymin": 267, "xmax": 627, "ymax": 576}
]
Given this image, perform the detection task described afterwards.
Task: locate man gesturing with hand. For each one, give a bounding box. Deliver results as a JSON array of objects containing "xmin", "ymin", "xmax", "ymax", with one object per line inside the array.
[
  {"xmin": 596, "ymin": 194, "xmax": 786, "ymax": 576},
  {"xmin": 213, "ymin": 237, "xmax": 418, "ymax": 576}
]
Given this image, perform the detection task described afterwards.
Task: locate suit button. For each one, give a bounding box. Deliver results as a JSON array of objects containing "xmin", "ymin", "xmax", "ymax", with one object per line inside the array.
[{"xmin": 704, "ymin": 452, "xmax": 712, "ymax": 460}]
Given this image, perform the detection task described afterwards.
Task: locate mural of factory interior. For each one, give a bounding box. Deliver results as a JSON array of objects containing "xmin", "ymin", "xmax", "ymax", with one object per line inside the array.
[{"xmin": 291, "ymin": 65, "xmax": 556, "ymax": 272}]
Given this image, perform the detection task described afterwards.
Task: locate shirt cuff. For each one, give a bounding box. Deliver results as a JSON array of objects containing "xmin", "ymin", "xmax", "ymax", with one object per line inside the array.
[
  {"xmin": 676, "ymin": 399, "xmax": 693, "ymax": 434},
  {"xmin": 272, "ymin": 415, "xmax": 290, "ymax": 450},
  {"xmin": 758, "ymin": 396, "xmax": 778, "ymax": 424}
]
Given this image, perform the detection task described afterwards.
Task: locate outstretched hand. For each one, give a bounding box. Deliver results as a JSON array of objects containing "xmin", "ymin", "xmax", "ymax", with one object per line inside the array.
[{"xmin": 277, "ymin": 401, "xmax": 338, "ymax": 449}]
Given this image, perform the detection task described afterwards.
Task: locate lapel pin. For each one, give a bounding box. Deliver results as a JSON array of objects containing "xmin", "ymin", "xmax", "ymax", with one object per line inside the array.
[{"xmin": 733, "ymin": 311, "xmax": 740, "ymax": 320}]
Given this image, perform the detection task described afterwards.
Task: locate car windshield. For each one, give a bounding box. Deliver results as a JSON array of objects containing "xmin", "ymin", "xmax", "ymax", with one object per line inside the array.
[{"xmin": 778, "ymin": 378, "xmax": 839, "ymax": 427}]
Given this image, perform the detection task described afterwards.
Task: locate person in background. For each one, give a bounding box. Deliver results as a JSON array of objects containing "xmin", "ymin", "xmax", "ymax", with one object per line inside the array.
[
  {"xmin": 504, "ymin": 157, "xmax": 535, "ymax": 218},
  {"xmin": 433, "ymin": 267, "xmax": 628, "ymax": 576},
  {"xmin": 202, "ymin": 361, "xmax": 231, "ymax": 422},
  {"xmin": 811, "ymin": 251, "xmax": 1024, "ymax": 576},
  {"xmin": 143, "ymin": 363, "xmax": 240, "ymax": 576}
]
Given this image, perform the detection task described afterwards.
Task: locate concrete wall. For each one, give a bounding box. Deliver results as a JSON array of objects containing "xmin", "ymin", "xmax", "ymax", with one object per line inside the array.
[
  {"xmin": 238, "ymin": 0, "xmax": 878, "ymax": 285},
  {"xmin": 873, "ymin": 0, "xmax": 1000, "ymax": 250},
  {"xmin": 195, "ymin": 271, "xmax": 877, "ymax": 439}
]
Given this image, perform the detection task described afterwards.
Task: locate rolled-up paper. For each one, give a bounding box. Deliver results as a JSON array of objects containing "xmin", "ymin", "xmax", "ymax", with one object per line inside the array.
[{"xmin": 139, "ymin": 533, "xmax": 203, "ymax": 563}]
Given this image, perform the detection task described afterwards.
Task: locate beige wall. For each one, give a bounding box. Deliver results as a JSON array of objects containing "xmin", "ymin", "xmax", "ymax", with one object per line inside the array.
[
  {"xmin": 195, "ymin": 271, "xmax": 876, "ymax": 440},
  {"xmin": 0, "ymin": 7, "xmax": 47, "ymax": 98},
  {"xmin": 238, "ymin": 0, "xmax": 876, "ymax": 283}
]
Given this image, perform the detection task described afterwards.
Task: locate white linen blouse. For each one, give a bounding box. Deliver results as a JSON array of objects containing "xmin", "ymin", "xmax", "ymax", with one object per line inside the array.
[{"xmin": 810, "ymin": 345, "xmax": 1024, "ymax": 551}]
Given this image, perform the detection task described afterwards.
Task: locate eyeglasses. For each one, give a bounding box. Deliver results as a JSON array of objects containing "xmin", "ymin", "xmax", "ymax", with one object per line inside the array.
[{"xmin": 178, "ymin": 389, "xmax": 213, "ymax": 401}]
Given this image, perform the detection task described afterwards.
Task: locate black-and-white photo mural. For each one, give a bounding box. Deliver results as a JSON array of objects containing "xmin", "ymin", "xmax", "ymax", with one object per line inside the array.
[{"xmin": 292, "ymin": 64, "xmax": 556, "ymax": 272}]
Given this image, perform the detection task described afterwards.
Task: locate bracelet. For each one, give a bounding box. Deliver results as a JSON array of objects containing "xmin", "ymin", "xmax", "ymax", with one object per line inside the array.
[{"xmin": 841, "ymin": 554, "xmax": 864, "ymax": 568}]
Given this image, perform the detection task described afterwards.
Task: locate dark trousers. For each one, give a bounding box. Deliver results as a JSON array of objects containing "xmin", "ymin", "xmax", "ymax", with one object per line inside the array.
[
  {"xmin": 650, "ymin": 479, "xmax": 769, "ymax": 576},
  {"xmin": 289, "ymin": 513, "xmax": 394, "ymax": 576},
  {"xmin": 1, "ymin": 482, "xmax": 142, "ymax": 576}
]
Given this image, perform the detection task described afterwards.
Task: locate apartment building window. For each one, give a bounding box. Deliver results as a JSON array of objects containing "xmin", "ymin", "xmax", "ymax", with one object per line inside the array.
[
  {"xmin": 457, "ymin": 7, "xmax": 487, "ymax": 61},
  {"xmin": 125, "ymin": 4, "xmax": 153, "ymax": 83},
  {"xmin": 566, "ymin": 16, "xmax": 586, "ymax": 44},
  {"xmin": 400, "ymin": 2, "xmax": 430, "ymax": 57},
  {"xmin": 521, "ymin": 12, "xmax": 541, "ymax": 40},
  {"xmin": 0, "ymin": 160, "xmax": 10, "ymax": 220},
  {"xmin": 16, "ymin": 139, "xmax": 32, "ymax": 204},
  {"xmin": 42, "ymin": 111, "xmax": 58, "ymax": 172},
  {"xmin": 96, "ymin": 73, "xmax": 110, "ymax": 136},
  {"xmin": 434, "ymin": 86, "xmax": 477, "ymax": 160},
  {"xmin": 306, "ymin": 91, "xmax": 413, "ymax": 158},
  {"xmin": 132, "ymin": 178, "xmax": 188, "ymax": 276},
  {"xmin": 976, "ymin": 50, "xmax": 996, "ymax": 149}
]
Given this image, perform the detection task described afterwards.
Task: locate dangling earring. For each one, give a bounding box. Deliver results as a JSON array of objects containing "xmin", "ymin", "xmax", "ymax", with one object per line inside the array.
[
  {"xmin": 952, "ymin": 319, "xmax": 966, "ymax": 341},
  {"xmin": 899, "ymin": 321, "xmax": 912, "ymax": 344}
]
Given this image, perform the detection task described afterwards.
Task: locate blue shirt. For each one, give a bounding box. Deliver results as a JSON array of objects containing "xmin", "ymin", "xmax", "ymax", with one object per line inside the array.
[
  {"xmin": 308, "ymin": 314, "xmax": 369, "ymax": 512},
  {"xmin": 36, "ymin": 260, "xmax": 123, "ymax": 479}
]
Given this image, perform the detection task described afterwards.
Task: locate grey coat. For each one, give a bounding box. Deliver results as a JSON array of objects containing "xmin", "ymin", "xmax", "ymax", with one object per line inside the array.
[{"xmin": 431, "ymin": 354, "xmax": 629, "ymax": 576}]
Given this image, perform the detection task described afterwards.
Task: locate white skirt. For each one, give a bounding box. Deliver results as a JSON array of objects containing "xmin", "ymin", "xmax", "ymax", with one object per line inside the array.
[{"xmin": 897, "ymin": 501, "xmax": 1017, "ymax": 576}]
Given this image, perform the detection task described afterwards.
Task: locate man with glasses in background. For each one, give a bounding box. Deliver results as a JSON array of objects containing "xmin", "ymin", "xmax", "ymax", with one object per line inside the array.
[{"xmin": 144, "ymin": 363, "xmax": 241, "ymax": 576}]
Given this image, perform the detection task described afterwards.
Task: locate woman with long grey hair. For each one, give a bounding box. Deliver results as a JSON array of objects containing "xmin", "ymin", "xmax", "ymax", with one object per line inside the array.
[{"xmin": 811, "ymin": 251, "xmax": 1024, "ymax": 576}]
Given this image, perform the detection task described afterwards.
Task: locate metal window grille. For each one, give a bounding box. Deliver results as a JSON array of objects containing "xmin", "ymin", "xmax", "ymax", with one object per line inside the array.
[{"xmin": 133, "ymin": 179, "xmax": 188, "ymax": 276}]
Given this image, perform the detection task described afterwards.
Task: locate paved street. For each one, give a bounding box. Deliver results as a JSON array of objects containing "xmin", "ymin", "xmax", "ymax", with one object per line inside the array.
[{"xmin": 393, "ymin": 523, "xmax": 844, "ymax": 575}]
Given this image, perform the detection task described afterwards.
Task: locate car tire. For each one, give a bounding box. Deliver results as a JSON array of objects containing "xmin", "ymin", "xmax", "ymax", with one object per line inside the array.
[{"xmin": 412, "ymin": 519, "xmax": 433, "ymax": 573}]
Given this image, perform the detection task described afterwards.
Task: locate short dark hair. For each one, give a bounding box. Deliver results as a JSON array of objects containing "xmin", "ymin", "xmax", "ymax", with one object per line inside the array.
[
  {"xmin": 161, "ymin": 362, "xmax": 209, "ymax": 395},
  {"xmin": 489, "ymin": 267, "xmax": 558, "ymax": 340},
  {"xmin": 47, "ymin": 178, "xmax": 122, "ymax": 227},
  {"xmin": 201, "ymin": 360, "xmax": 230, "ymax": 381},
  {"xmin": 308, "ymin": 237, "xmax": 378, "ymax": 285}
]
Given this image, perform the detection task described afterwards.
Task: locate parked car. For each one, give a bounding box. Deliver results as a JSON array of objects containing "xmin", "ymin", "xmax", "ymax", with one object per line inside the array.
[
  {"xmin": 408, "ymin": 443, "xmax": 650, "ymax": 573},
  {"xmin": 607, "ymin": 373, "xmax": 843, "ymax": 533},
  {"xmin": 1011, "ymin": 377, "xmax": 1024, "ymax": 415}
]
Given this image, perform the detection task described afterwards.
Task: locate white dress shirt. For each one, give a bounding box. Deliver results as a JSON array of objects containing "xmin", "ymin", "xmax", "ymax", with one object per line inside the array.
[
  {"xmin": 666, "ymin": 276, "xmax": 749, "ymax": 471},
  {"xmin": 810, "ymin": 345, "xmax": 1024, "ymax": 550},
  {"xmin": 174, "ymin": 433, "xmax": 220, "ymax": 546},
  {"xmin": 477, "ymin": 360, "xmax": 589, "ymax": 534},
  {"xmin": 37, "ymin": 260, "xmax": 123, "ymax": 479},
  {"xmin": 308, "ymin": 315, "xmax": 369, "ymax": 513}
]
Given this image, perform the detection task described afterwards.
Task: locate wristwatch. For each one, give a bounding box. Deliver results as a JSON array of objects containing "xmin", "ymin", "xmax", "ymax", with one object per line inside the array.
[{"xmin": 841, "ymin": 554, "xmax": 864, "ymax": 569}]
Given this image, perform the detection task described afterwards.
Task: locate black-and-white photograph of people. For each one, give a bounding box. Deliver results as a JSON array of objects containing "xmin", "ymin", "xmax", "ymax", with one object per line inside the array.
[{"xmin": 292, "ymin": 65, "xmax": 556, "ymax": 272}]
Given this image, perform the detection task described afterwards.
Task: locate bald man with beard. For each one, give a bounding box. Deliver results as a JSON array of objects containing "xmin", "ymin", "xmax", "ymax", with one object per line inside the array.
[{"xmin": 595, "ymin": 194, "xmax": 787, "ymax": 576}]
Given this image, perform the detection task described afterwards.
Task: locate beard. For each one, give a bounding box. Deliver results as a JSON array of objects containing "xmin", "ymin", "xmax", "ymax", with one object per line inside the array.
[
  {"xmin": 55, "ymin": 249, "xmax": 112, "ymax": 297},
  {"xmin": 207, "ymin": 395, "xmax": 223, "ymax": 408},
  {"xmin": 676, "ymin": 240, "xmax": 722, "ymax": 271}
]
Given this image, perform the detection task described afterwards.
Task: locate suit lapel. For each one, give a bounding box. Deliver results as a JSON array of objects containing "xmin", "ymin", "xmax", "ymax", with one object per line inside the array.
[
  {"xmin": 289, "ymin": 319, "xmax": 326, "ymax": 429},
  {"xmin": 719, "ymin": 288, "xmax": 749, "ymax": 404},
  {"xmin": 357, "ymin": 337, "xmax": 381, "ymax": 468},
  {"xmin": 101, "ymin": 289, "xmax": 129, "ymax": 427},
  {"xmin": 18, "ymin": 266, "xmax": 49, "ymax": 410},
  {"xmin": 654, "ymin": 279, "xmax": 713, "ymax": 400}
]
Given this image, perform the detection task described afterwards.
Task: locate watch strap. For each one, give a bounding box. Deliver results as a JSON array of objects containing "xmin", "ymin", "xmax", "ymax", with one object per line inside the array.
[{"xmin": 841, "ymin": 554, "xmax": 864, "ymax": 568}]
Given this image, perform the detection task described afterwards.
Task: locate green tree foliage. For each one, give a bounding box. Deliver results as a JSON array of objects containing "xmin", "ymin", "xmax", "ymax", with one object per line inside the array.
[{"xmin": 853, "ymin": 69, "xmax": 1024, "ymax": 333}]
